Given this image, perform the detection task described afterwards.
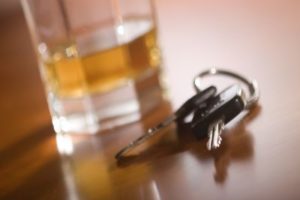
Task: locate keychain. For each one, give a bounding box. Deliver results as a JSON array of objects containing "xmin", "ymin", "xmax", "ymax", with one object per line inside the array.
[{"xmin": 115, "ymin": 68, "xmax": 260, "ymax": 159}]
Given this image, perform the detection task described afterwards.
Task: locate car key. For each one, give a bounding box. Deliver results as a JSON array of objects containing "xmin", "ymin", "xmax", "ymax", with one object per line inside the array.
[
  {"xmin": 115, "ymin": 86, "xmax": 218, "ymax": 159},
  {"xmin": 191, "ymin": 84, "xmax": 247, "ymax": 150}
]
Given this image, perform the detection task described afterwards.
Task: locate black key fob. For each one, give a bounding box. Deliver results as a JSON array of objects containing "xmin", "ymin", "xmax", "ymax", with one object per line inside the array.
[{"xmin": 191, "ymin": 84, "xmax": 246, "ymax": 139}]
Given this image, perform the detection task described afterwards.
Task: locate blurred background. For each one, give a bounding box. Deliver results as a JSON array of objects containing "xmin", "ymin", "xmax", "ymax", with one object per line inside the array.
[
  {"xmin": 0, "ymin": 0, "xmax": 51, "ymax": 151},
  {"xmin": 0, "ymin": 0, "xmax": 20, "ymax": 17},
  {"xmin": 1, "ymin": 0, "xmax": 300, "ymax": 148},
  {"xmin": 1, "ymin": 0, "xmax": 300, "ymax": 199}
]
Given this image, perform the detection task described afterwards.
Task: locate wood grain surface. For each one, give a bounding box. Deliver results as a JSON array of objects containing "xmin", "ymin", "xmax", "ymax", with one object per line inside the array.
[{"xmin": 1, "ymin": 0, "xmax": 300, "ymax": 199}]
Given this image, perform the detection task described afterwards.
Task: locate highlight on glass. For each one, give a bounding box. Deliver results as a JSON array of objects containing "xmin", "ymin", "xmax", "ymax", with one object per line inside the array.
[{"xmin": 22, "ymin": 0, "xmax": 164, "ymax": 134}]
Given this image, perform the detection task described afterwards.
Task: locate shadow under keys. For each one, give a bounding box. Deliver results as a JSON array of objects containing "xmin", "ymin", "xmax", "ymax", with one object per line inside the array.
[
  {"xmin": 178, "ymin": 106, "xmax": 260, "ymax": 183},
  {"xmin": 117, "ymin": 105, "xmax": 260, "ymax": 184}
]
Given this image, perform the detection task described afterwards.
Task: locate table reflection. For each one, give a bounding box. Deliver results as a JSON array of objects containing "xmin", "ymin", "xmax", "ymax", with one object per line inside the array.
[
  {"xmin": 56, "ymin": 134, "xmax": 74, "ymax": 156},
  {"xmin": 55, "ymin": 101, "xmax": 260, "ymax": 199},
  {"xmin": 117, "ymin": 106, "xmax": 260, "ymax": 184},
  {"xmin": 55, "ymin": 101, "xmax": 172, "ymax": 200}
]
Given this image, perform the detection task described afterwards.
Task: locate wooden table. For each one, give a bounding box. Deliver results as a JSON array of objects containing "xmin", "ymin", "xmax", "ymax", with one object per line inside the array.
[{"xmin": 1, "ymin": 0, "xmax": 300, "ymax": 199}]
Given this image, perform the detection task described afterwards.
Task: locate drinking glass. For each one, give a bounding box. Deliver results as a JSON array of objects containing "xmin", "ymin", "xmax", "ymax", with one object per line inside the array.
[{"xmin": 22, "ymin": 0, "xmax": 164, "ymax": 134}]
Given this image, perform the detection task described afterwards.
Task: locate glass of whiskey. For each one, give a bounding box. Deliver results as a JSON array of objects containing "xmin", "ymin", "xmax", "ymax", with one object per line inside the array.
[{"xmin": 22, "ymin": 0, "xmax": 164, "ymax": 134}]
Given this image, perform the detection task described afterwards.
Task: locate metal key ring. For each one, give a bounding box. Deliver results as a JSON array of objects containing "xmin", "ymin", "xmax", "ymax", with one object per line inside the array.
[{"xmin": 193, "ymin": 68, "xmax": 260, "ymax": 109}]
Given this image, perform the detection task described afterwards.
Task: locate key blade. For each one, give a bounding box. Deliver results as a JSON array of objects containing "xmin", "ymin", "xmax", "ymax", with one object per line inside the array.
[
  {"xmin": 115, "ymin": 86, "xmax": 218, "ymax": 159},
  {"xmin": 115, "ymin": 115, "xmax": 176, "ymax": 159},
  {"xmin": 192, "ymin": 84, "xmax": 246, "ymax": 139},
  {"xmin": 175, "ymin": 86, "xmax": 217, "ymax": 120},
  {"xmin": 115, "ymin": 133, "xmax": 149, "ymax": 160},
  {"xmin": 207, "ymin": 120, "xmax": 224, "ymax": 150}
]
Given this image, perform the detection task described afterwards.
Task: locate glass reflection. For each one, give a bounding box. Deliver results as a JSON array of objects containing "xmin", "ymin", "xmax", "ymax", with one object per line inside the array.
[
  {"xmin": 60, "ymin": 158, "xmax": 80, "ymax": 200},
  {"xmin": 54, "ymin": 101, "xmax": 172, "ymax": 200},
  {"xmin": 150, "ymin": 180, "xmax": 162, "ymax": 200},
  {"xmin": 56, "ymin": 134, "xmax": 74, "ymax": 156},
  {"xmin": 56, "ymin": 133, "xmax": 114, "ymax": 200}
]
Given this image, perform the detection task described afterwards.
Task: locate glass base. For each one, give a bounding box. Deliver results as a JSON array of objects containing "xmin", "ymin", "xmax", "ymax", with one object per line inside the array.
[{"xmin": 48, "ymin": 69, "xmax": 165, "ymax": 134}]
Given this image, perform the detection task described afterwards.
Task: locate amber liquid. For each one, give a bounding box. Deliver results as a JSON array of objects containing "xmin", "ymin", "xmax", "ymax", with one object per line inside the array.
[{"xmin": 43, "ymin": 21, "xmax": 160, "ymax": 98}]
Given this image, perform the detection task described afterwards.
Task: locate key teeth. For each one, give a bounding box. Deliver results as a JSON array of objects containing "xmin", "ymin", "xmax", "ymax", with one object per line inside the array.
[
  {"xmin": 218, "ymin": 136, "xmax": 222, "ymax": 145},
  {"xmin": 206, "ymin": 137, "xmax": 221, "ymax": 150},
  {"xmin": 207, "ymin": 141, "xmax": 212, "ymax": 150},
  {"xmin": 207, "ymin": 142, "xmax": 220, "ymax": 150},
  {"xmin": 207, "ymin": 119, "xmax": 224, "ymax": 151}
]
